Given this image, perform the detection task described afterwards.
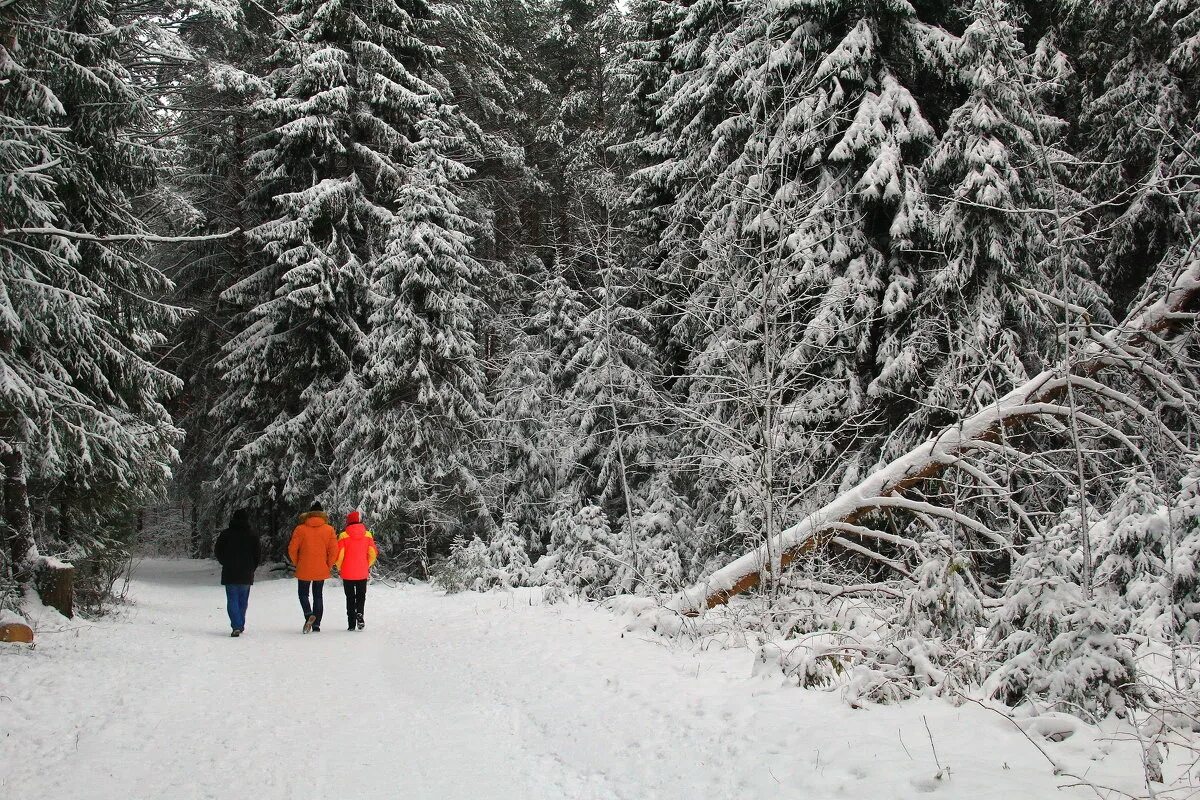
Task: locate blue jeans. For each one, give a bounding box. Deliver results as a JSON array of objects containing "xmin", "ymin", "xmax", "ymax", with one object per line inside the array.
[
  {"xmin": 297, "ymin": 579, "xmax": 324, "ymax": 624},
  {"xmin": 225, "ymin": 584, "xmax": 251, "ymax": 631}
]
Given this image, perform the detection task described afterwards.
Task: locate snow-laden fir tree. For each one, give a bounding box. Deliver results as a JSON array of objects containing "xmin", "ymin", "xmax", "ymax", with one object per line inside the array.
[
  {"xmin": 988, "ymin": 504, "xmax": 1138, "ymax": 717},
  {"xmin": 1094, "ymin": 469, "xmax": 1173, "ymax": 638},
  {"xmin": 430, "ymin": 0, "xmax": 542, "ymax": 278},
  {"xmin": 623, "ymin": 0, "xmax": 743, "ymax": 370},
  {"xmin": 613, "ymin": 474, "xmax": 692, "ymax": 594},
  {"xmin": 165, "ymin": 0, "xmax": 273, "ymax": 545},
  {"xmin": 0, "ymin": 0, "xmax": 182, "ymax": 578},
  {"xmin": 535, "ymin": 269, "xmax": 588, "ymax": 395},
  {"xmin": 491, "ymin": 334, "xmax": 557, "ymax": 552},
  {"xmin": 337, "ymin": 116, "xmax": 490, "ymax": 554},
  {"xmin": 1171, "ymin": 459, "xmax": 1200, "ymax": 645},
  {"xmin": 436, "ymin": 533, "xmax": 492, "ymax": 592},
  {"xmin": 488, "ymin": 515, "xmax": 533, "ymax": 587},
  {"xmin": 563, "ymin": 259, "xmax": 659, "ymax": 528},
  {"xmin": 546, "ymin": 503, "xmax": 620, "ymax": 599},
  {"xmin": 881, "ymin": 0, "xmax": 1106, "ymax": 446},
  {"xmin": 214, "ymin": 0, "xmax": 442, "ymax": 526},
  {"xmin": 1063, "ymin": 0, "xmax": 1196, "ymax": 311}
]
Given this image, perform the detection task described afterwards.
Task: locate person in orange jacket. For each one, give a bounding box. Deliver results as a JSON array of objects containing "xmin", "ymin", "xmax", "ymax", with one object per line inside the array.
[
  {"xmin": 337, "ymin": 510, "xmax": 378, "ymax": 631},
  {"xmin": 288, "ymin": 501, "xmax": 338, "ymax": 633}
]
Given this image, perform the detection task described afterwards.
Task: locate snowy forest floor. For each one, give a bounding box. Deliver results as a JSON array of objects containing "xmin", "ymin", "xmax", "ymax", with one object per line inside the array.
[{"xmin": 0, "ymin": 560, "xmax": 1162, "ymax": 799}]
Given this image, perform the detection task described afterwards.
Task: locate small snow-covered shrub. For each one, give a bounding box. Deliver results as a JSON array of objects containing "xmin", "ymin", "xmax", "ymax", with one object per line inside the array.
[
  {"xmin": 988, "ymin": 508, "xmax": 1138, "ymax": 718},
  {"xmin": 611, "ymin": 500, "xmax": 688, "ymax": 595},
  {"xmin": 489, "ymin": 518, "xmax": 533, "ymax": 587},
  {"xmin": 70, "ymin": 534, "xmax": 135, "ymax": 615},
  {"xmin": 546, "ymin": 504, "xmax": 620, "ymax": 599},
  {"xmin": 1094, "ymin": 470, "xmax": 1173, "ymax": 638},
  {"xmin": 431, "ymin": 536, "xmax": 492, "ymax": 593},
  {"xmin": 847, "ymin": 549, "xmax": 988, "ymax": 703},
  {"xmin": 1171, "ymin": 461, "xmax": 1200, "ymax": 644}
]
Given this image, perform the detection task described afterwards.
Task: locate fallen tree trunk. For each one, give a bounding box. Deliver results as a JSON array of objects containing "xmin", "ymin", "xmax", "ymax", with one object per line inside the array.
[{"xmin": 677, "ymin": 260, "xmax": 1200, "ymax": 614}]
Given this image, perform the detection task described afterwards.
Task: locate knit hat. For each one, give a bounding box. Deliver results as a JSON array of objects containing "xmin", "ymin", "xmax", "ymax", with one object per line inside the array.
[
  {"xmin": 346, "ymin": 510, "xmax": 361, "ymax": 525},
  {"xmin": 309, "ymin": 501, "xmax": 323, "ymax": 512}
]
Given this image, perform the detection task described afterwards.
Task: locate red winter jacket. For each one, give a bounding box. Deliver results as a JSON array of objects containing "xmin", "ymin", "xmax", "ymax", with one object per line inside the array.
[{"xmin": 336, "ymin": 511, "xmax": 378, "ymax": 581}]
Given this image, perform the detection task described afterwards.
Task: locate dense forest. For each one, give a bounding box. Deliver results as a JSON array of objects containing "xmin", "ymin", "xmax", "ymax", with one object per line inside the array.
[{"xmin": 5, "ymin": 0, "xmax": 1200, "ymax": 724}]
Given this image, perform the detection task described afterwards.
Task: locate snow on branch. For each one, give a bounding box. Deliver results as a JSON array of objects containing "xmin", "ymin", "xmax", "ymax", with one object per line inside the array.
[
  {"xmin": 676, "ymin": 256, "xmax": 1200, "ymax": 614},
  {"xmin": 4, "ymin": 227, "xmax": 242, "ymax": 244}
]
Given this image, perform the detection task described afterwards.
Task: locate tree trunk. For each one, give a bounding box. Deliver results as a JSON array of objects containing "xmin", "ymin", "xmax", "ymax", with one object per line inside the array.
[
  {"xmin": 34, "ymin": 560, "xmax": 73, "ymax": 618},
  {"xmin": 2, "ymin": 448, "xmax": 38, "ymax": 585}
]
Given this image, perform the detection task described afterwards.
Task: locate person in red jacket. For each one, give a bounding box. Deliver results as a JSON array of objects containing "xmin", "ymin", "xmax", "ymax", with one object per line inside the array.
[{"xmin": 336, "ymin": 510, "xmax": 378, "ymax": 631}]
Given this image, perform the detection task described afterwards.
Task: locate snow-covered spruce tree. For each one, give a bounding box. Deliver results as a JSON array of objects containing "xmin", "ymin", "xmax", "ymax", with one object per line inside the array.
[
  {"xmin": 435, "ymin": 533, "xmax": 492, "ymax": 592},
  {"xmin": 488, "ymin": 515, "xmax": 533, "ymax": 587},
  {"xmin": 336, "ymin": 117, "xmax": 490, "ymax": 557},
  {"xmin": 988, "ymin": 505, "xmax": 1139, "ymax": 717},
  {"xmin": 613, "ymin": 474, "xmax": 692, "ymax": 594},
  {"xmin": 1172, "ymin": 460, "xmax": 1200, "ymax": 646},
  {"xmin": 1, "ymin": 0, "xmax": 182, "ymax": 583},
  {"xmin": 534, "ymin": 0, "xmax": 624, "ymax": 282},
  {"xmin": 162, "ymin": 0, "xmax": 273, "ymax": 548},
  {"xmin": 880, "ymin": 0, "xmax": 1106, "ymax": 447},
  {"xmin": 1094, "ymin": 469, "xmax": 1173, "ymax": 638},
  {"xmin": 622, "ymin": 0, "xmax": 744, "ymax": 372},
  {"xmin": 1061, "ymin": 0, "xmax": 1197, "ymax": 312},
  {"xmin": 429, "ymin": 0, "xmax": 544, "ymax": 289},
  {"xmin": 535, "ymin": 269, "xmax": 588, "ymax": 396},
  {"xmin": 486, "ymin": 269, "xmax": 584, "ymax": 555},
  {"xmin": 654, "ymin": 0, "xmax": 961, "ymax": 567},
  {"xmin": 546, "ymin": 503, "xmax": 621, "ymax": 599},
  {"xmin": 563, "ymin": 249, "xmax": 659, "ymax": 534},
  {"xmin": 490, "ymin": 333, "xmax": 557, "ymax": 552},
  {"xmin": 214, "ymin": 0, "xmax": 442, "ymax": 535}
]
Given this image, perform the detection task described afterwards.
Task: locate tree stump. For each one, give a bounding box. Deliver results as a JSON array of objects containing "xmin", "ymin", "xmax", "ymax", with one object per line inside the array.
[{"xmin": 34, "ymin": 560, "xmax": 74, "ymax": 619}]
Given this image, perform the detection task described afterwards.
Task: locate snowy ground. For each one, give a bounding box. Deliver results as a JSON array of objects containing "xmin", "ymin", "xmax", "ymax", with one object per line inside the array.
[{"xmin": 0, "ymin": 559, "xmax": 1159, "ymax": 799}]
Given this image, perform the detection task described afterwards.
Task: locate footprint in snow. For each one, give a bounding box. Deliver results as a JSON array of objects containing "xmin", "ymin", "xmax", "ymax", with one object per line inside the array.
[{"xmin": 909, "ymin": 775, "xmax": 943, "ymax": 793}]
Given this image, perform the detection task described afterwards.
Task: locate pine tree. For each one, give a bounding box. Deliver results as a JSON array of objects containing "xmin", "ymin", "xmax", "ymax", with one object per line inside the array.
[
  {"xmin": 879, "ymin": 0, "xmax": 1107, "ymax": 450},
  {"xmin": 989, "ymin": 506, "xmax": 1138, "ymax": 717},
  {"xmin": 337, "ymin": 117, "xmax": 490, "ymax": 553},
  {"xmin": 491, "ymin": 334, "xmax": 556, "ymax": 551},
  {"xmin": 214, "ymin": 0, "xmax": 441, "ymax": 524},
  {"xmin": 488, "ymin": 515, "xmax": 533, "ymax": 587},
  {"xmin": 165, "ymin": 0, "xmax": 273, "ymax": 545},
  {"xmin": 1, "ymin": 0, "xmax": 182, "ymax": 580}
]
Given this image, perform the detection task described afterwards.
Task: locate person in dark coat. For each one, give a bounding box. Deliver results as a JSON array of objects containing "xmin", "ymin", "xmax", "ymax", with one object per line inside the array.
[{"xmin": 214, "ymin": 508, "xmax": 261, "ymax": 637}]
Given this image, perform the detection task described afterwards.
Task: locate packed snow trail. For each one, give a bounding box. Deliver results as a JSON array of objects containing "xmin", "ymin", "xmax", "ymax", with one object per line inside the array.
[{"xmin": 1, "ymin": 560, "xmax": 1152, "ymax": 799}]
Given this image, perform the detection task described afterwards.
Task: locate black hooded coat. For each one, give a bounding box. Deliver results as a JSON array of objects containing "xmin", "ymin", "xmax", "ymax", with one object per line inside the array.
[{"xmin": 214, "ymin": 509, "xmax": 262, "ymax": 585}]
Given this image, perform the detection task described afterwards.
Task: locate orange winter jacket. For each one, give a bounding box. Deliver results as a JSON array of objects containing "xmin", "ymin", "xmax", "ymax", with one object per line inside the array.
[
  {"xmin": 288, "ymin": 511, "xmax": 338, "ymax": 581},
  {"xmin": 336, "ymin": 513, "xmax": 377, "ymax": 581}
]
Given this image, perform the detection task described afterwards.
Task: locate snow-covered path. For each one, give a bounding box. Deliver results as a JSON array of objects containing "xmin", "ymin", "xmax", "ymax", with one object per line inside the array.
[{"xmin": 1, "ymin": 560, "xmax": 1151, "ymax": 799}]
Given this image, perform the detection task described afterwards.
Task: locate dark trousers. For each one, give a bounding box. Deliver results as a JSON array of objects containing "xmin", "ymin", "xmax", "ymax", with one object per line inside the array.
[
  {"xmin": 343, "ymin": 579, "xmax": 367, "ymax": 623},
  {"xmin": 297, "ymin": 579, "xmax": 324, "ymax": 624},
  {"xmin": 225, "ymin": 584, "xmax": 250, "ymax": 630}
]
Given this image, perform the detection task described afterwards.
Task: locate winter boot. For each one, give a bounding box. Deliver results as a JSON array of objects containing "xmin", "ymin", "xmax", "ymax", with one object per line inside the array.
[
  {"xmin": 231, "ymin": 629, "xmax": 241, "ymax": 638},
  {"xmin": 303, "ymin": 614, "xmax": 316, "ymax": 634},
  {"xmin": 356, "ymin": 614, "xmax": 365, "ymax": 631}
]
